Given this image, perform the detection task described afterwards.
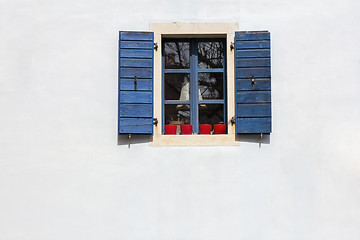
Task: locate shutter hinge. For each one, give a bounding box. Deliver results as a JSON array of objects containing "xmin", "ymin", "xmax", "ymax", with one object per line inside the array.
[
  {"xmin": 154, "ymin": 43, "xmax": 158, "ymax": 51},
  {"xmin": 153, "ymin": 117, "xmax": 158, "ymax": 126},
  {"xmin": 230, "ymin": 116, "xmax": 236, "ymax": 125},
  {"xmin": 230, "ymin": 42, "xmax": 235, "ymax": 51}
]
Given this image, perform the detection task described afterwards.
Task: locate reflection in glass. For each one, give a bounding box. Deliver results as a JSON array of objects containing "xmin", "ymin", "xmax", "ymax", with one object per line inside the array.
[
  {"xmin": 165, "ymin": 104, "xmax": 191, "ymax": 126},
  {"xmin": 198, "ymin": 41, "xmax": 224, "ymax": 69},
  {"xmin": 199, "ymin": 104, "xmax": 224, "ymax": 126},
  {"xmin": 198, "ymin": 73, "xmax": 223, "ymax": 100},
  {"xmin": 165, "ymin": 74, "xmax": 190, "ymax": 100},
  {"xmin": 165, "ymin": 42, "xmax": 190, "ymax": 69}
]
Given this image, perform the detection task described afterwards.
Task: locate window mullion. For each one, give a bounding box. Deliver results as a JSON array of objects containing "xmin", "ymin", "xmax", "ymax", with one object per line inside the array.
[{"xmin": 190, "ymin": 39, "xmax": 198, "ymax": 133}]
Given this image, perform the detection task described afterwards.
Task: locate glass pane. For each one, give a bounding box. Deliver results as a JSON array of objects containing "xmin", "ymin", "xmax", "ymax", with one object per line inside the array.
[
  {"xmin": 198, "ymin": 73, "xmax": 223, "ymax": 100},
  {"xmin": 199, "ymin": 104, "xmax": 224, "ymax": 125},
  {"xmin": 164, "ymin": 42, "xmax": 190, "ymax": 69},
  {"xmin": 165, "ymin": 74, "xmax": 190, "ymax": 100},
  {"xmin": 198, "ymin": 41, "xmax": 224, "ymax": 69},
  {"xmin": 165, "ymin": 104, "xmax": 191, "ymax": 134}
]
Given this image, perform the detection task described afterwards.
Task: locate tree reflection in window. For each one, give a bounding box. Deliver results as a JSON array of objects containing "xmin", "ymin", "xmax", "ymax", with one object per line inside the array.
[
  {"xmin": 164, "ymin": 42, "xmax": 190, "ymax": 69},
  {"xmin": 198, "ymin": 41, "xmax": 224, "ymax": 69},
  {"xmin": 198, "ymin": 72, "xmax": 223, "ymax": 100}
]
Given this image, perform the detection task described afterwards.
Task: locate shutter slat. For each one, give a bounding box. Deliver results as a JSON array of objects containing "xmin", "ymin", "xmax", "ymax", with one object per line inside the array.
[
  {"xmin": 119, "ymin": 78, "xmax": 152, "ymax": 91},
  {"xmin": 120, "ymin": 104, "xmax": 152, "ymax": 118},
  {"xmin": 236, "ymin": 40, "xmax": 270, "ymax": 49},
  {"xmin": 237, "ymin": 104, "xmax": 271, "ymax": 117},
  {"xmin": 237, "ymin": 79, "xmax": 271, "ymax": 90},
  {"xmin": 119, "ymin": 118, "xmax": 153, "ymax": 134},
  {"xmin": 236, "ymin": 91, "xmax": 271, "ymax": 103},
  {"xmin": 120, "ymin": 91, "xmax": 152, "ymax": 104},
  {"xmin": 237, "ymin": 118, "xmax": 271, "ymax": 133},
  {"xmin": 120, "ymin": 59, "xmax": 153, "ymax": 68},
  {"xmin": 236, "ymin": 67, "xmax": 270, "ymax": 78},
  {"xmin": 120, "ymin": 49, "xmax": 153, "ymax": 59},
  {"xmin": 120, "ymin": 41, "xmax": 153, "ymax": 49},
  {"xmin": 118, "ymin": 31, "xmax": 154, "ymax": 135},
  {"xmin": 236, "ymin": 49, "xmax": 271, "ymax": 58},
  {"xmin": 236, "ymin": 58, "xmax": 270, "ymax": 68},
  {"xmin": 235, "ymin": 31, "xmax": 271, "ymax": 134},
  {"xmin": 120, "ymin": 68, "xmax": 153, "ymax": 79}
]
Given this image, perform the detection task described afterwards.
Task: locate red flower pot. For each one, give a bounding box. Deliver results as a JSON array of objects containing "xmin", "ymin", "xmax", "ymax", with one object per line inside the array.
[
  {"xmin": 164, "ymin": 124, "xmax": 177, "ymax": 135},
  {"xmin": 199, "ymin": 124, "xmax": 211, "ymax": 134},
  {"xmin": 213, "ymin": 124, "xmax": 226, "ymax": 134},
  {"xmin": 180, "ymin": 124, "xmax": 193, "ymax": 135}
]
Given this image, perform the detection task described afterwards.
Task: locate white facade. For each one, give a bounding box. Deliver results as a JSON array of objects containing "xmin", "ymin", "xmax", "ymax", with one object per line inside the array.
[{"xmin": 1, "ymin": 0, "xmax": 360, "ymax": 239}]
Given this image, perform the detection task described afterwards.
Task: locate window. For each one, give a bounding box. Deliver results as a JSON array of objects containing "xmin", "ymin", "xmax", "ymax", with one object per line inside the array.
[
  {"xmin": 162, "ymin": 38, "xmax": 227, "ymax": 134},
  {"xmin": 118, "ymin": 23, "xmax": 271, "ymax": 146}
]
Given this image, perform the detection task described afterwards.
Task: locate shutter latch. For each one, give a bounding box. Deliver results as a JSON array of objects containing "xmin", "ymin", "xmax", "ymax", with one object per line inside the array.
[
  {"xmin": 230, "ymin": 42, "xmax": 235, "ymax": 51},
  {"xmin": 154, "ymin": 43, "xmax": 158, "ymax": 51}
]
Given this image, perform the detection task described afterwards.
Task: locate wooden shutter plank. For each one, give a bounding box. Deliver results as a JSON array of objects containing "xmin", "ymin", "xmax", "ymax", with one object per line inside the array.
[
  {"xmin": 236, "ymin": 79, "xmax": 271, "ymax": 90},
  {"xmin": 236, "ymin": 91, "xmax": 271, "ymax": 103},
  {"xmin": 120, "ymin": 59, "xmax": 153, "ymax": 68},
  {"xmin": 120, "ymin": 32, "xmax": 154, "ymax": 41},
  {"xmin": 120, "ymin": 68, "xmax": 152, "ymax": 78},
  {"xmin": 119, "ymin": 118, "xmax": 153, "ymax": 134},
  {"xmin": 120, "ymin": 41, "xmax": 153, "ymax": 49},
  {"xmin": 120, "ymin": 49, "xmax": 153, "ymax": 59},
  {"xmin": 119, "ymin": 91, "xmax": 152, "ymax": 104},
  {"xmin": 236, "ymin": 58, "xmax": 270, "ymax": 68},
  {"xmin": 119, "ymin": 78, "xmax": 152, "ymax": 91},
  {"xmin": 237, "ymin": 118, "xmax": 271, "ymax": 133},
  {"xmin": 236, "ymin": 40, "xmax": 270, "ymax": 49},
  {"xmin": 235, "ymin": 31, "xmax": 270, "ymax": 40},
  {"xmin": 120, "ymin": 104, "xmax": 152, "ymax": 118},
  {"xmin": 237, "ymin": 104, "xmax": 271, "ymax": 117},
  {"xmin": 236, "ymin": 67, "xmax": 270, "ymax": 78},
  {"xmin": 236, "ymin": 49, "xmax": 271, "ymax": 58}
]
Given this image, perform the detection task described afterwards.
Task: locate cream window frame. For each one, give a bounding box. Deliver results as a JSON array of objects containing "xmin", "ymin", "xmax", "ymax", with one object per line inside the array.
[{"xmin": 149, "ymin": 23, "xmax": 239, "ymax": 146}]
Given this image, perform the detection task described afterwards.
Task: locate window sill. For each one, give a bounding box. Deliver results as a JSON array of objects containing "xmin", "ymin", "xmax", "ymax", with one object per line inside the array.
[{"xmin": 150, "ymin": 134, "xmax": 239, "ymax": 146}]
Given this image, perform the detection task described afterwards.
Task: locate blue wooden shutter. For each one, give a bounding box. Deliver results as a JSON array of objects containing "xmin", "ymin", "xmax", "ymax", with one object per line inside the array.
[
  {"xmin": 118, "ymin": 31, "xmax": 154, "ymax": 135},
  {"xmin": 235, "ymin": 31, "xmax": 271, "ymax": 134}
]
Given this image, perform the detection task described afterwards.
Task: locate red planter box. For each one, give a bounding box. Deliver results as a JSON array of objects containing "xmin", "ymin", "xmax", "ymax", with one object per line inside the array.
[
  {"xmin": 181, "ymin": 124, "xmax": 193, "ymax": 135},
  {"xmin": 213, "ymin": 124, "xmax": 226, "ymax": 134},
  {"xmin": 199, "ymin": 124, "xmax": 211, "ymax": 134},
  {"xmin": 164, "ymin": 124, "xmax": 177, "ymax": 135}
]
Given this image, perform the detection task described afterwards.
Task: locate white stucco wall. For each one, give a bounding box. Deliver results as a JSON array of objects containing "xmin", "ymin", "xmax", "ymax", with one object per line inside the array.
[{"xmin": 1, "ymin": 0, "xmax": 360, "ymax": 239}]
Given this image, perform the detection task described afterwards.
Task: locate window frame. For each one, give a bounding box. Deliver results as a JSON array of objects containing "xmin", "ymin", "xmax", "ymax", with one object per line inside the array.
[
  {"xmin": 162, "ymin": 38, "xmax": 227, "ymax": 134},
  {"xmin": 150, "ymin": 23, "xmax": 239, "ymax": 146}
]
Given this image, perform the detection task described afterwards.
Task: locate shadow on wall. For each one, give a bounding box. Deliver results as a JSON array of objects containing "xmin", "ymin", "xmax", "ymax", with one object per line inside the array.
[
  {"xmin": 118, "ymin": 135, "xmax": 151, "ymax": 147},
  {"xmin": 117, "ymin": 134, "xmax": 270, "ymax": 147}
]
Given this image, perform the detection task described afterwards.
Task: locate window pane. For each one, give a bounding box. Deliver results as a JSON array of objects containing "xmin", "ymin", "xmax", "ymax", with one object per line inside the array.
[
  {"xmin": 199, "ymin": 104, "xmax": 224, "ymax": 125},
  {"xmin": 165, "ymin": 74, "xmax": 190, "ymax": 100},
  {"xmin": 165, "ymin": 104, "xmax": 191, "ymax": 126},
  {"xmin": 198, "ymin": 41, "xmax": 224, "ymax": 69},
  {"xmin": 164, "ymin": 42, "xmax": 190, "ymax": 69},
  {"xmin": 198, "ymin": 73, "xmax": 223, "ymax": 100}
]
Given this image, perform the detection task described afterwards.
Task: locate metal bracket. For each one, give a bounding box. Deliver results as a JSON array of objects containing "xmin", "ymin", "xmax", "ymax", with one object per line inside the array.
[
  {"xmin": 153, "ymin": 117, "xmax": 158, "ymax": 126},
  {"xmin": 154, "ymin": 43, "xmax": 158, "ymax": 51},
  {"xmin": 128, "ymin": 134, "xmax": 131, "ymax": 149},
  {"xmin": 230, "ymin": 116, "xmax": 236, "ymax": 126},
  {"xmin": 230, "ymin": 42, "xmax": 235, "ymax": 51}
]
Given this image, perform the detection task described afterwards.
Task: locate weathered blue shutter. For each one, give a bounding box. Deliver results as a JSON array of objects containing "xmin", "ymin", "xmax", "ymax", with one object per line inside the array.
[
  {"xmin": 118, "ymin": 31, "xmax": 154, "ymax": 135},
  {"xmin": 235, "ymin": 31, "xmax": 271, "ymax": 134}
]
